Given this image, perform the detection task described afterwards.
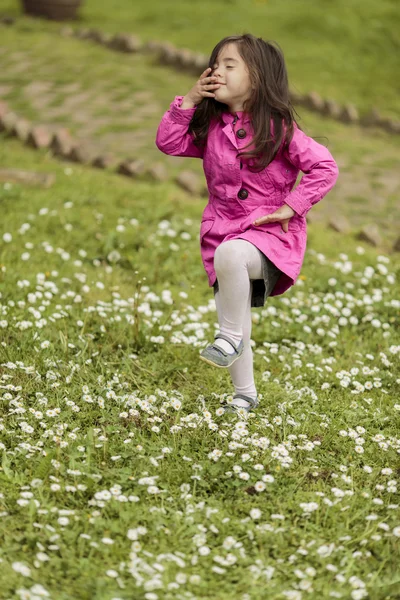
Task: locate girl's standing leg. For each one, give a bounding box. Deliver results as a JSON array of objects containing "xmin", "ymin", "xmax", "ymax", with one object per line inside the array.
[
  {"xmin": 214, "ymin": 284, "xmax": 258, "ymax": 404},
  {"xmin": 212, "ymin": 239, "xmax": 264, "ymax": 407},
  {"xmin": 212, "ymin": 239, "xmax": 263, "ymax": 349}
]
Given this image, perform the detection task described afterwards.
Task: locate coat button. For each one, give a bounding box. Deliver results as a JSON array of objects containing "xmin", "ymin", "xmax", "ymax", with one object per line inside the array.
[
  {"xmin": 238, "ymin": 188, "xmax": 248, "ymax": 200},
  {"xmin": 236, "ymin": 128, "xmax": 247, "ymax": 139}
]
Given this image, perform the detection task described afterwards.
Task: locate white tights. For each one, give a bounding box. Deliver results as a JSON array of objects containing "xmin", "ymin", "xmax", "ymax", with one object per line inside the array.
[{"xmin": 213, "ymin": 239, "xmax": 265, "ymax": 404}]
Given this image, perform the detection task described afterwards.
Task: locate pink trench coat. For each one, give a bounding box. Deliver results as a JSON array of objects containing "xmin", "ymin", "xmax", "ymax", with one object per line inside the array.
[{"xmin": 156, "ymin": 95, "xmax": 339, "ymax": 302}]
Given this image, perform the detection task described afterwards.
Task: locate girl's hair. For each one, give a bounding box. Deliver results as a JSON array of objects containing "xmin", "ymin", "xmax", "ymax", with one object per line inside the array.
[{"xmin": 188, "ymin": 34, "xmax": 300, "ymax": 172}]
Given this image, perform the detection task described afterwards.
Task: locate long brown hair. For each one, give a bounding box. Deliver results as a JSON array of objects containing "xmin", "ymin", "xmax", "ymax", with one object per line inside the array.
[{"xmin": 188, "ymin": 34, "xmax": 300, "ymax": 172}]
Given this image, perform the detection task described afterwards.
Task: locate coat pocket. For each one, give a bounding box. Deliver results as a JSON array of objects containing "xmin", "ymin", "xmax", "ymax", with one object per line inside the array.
[
  {"xmin": 256, "ymin": 156, "xmax": 298, "ymax": 195},
  {"xmin": 202, "ymin": 148, "xmax": 228, "ymax": 198},
  {"xmin": 200, "ymin": 218, "xmax": 215, "ymax": 244},
  {"xmin": 255, "ymin": 161, "xmax": 285, "ymax": 192}
]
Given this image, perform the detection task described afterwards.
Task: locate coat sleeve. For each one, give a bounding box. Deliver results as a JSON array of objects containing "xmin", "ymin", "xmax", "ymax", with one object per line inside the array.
[
  {"xmin": 282, "ymin": 123, "xmax": 339, "ymax": 218},
  {"xmin": 155, "ymin": 95, "xmax": 205, "ymax": 159}
]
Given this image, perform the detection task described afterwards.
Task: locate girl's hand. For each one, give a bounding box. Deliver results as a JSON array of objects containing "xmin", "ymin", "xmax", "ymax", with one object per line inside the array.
[
  {"xmin": 253, "ymin": 204, "xmax": 296, "ymax": 233},
  {"xmin": 183, "ymin": 67, "xmax": 221, "ymax": 107}
]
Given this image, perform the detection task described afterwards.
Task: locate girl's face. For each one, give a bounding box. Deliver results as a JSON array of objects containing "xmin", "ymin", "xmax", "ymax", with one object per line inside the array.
[{"xmin": 211, "ymin": 43, "xmax": 252, "ymax": 113}]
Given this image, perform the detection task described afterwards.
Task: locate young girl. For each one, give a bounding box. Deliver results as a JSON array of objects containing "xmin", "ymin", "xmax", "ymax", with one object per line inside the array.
[{"xmin": 155, "ymin": 34, "xmax": 339, "ymax": 414}]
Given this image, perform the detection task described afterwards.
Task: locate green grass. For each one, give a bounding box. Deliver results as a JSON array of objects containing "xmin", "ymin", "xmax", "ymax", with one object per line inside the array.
[
  {"xmin": 2, "ymin": 0, "xmax": 400, "ymax": 118},
  {"xmin": 0, "ymin": 138, "xmax": 400, "ymax": 600},
  {"xmin": 0, "ymin": 3, "xmax": 400, "ymax": 597}
]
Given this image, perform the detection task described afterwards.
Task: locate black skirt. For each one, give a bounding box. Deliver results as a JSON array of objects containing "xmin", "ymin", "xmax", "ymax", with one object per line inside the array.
[{"xmin": 212, "ymin": 250, "xmax": 283, "ymax": 308}]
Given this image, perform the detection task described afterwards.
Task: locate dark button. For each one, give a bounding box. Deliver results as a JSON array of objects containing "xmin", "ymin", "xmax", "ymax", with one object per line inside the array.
[
  {"xmin": 236, "ymin": 128, "xmax": 247, "ymax": 139},
  {"xmin": 238, "ymin": 188, "xmax": 248, "ymax": 200}
]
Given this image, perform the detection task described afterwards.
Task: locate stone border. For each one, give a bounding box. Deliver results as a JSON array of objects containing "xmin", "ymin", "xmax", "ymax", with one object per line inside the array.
[
  {"xmin": 1, "ymin": 15, "xmax": 399, "ymax": 134},
  {"xmin": 57, "ymin": 25, "xmax": 400, "ymax": 136},
  {"xmin": 0, "ymin": 99, "xmax": 208, "ymax": 198}
]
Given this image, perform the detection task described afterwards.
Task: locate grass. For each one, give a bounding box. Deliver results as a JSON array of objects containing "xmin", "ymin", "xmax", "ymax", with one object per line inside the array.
[
  {"xmin": 0, "ymin": 137, "xmax": 400, "ymax": 600},
  {"xmin": 0, "ymin": 2, "xmax": 399, "ymax": 598}
]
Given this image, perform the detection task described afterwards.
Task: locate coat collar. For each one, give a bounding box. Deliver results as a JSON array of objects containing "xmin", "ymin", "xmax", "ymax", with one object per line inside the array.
[
  {"xmin": 221, "ymin": 111, "xmax": 251, "ymax": 125},
  {"xmin": 218, "ymin": 111, "xmax": 252, "ymax": 151}
]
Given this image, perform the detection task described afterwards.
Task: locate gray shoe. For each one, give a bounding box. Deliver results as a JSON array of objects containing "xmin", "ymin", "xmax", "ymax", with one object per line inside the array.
[
  {"xmin": 199, "ymin": 332, "xmax": 244, "ymax": 368},
  {"xmin": 222, "ymin": 393, "xmax": 259, "ymax": 413}
]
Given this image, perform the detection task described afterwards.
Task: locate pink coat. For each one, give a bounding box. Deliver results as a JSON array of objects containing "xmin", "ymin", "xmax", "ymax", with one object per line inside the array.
[{"xmin": 156, "ymin": 95, "xmax": 339, "ymax": 296}]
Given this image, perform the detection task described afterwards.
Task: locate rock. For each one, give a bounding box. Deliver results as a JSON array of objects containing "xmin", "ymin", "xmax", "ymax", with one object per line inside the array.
[
  {"xmin": 124, "ymin": 34, "xmax": 142, "ymax": 52},
  {"xmin": 108, "ymin": 33, "xmax": 124, "ymax": 50},
  {"xmin": 159, "ymin": 43, "xmax": 179, "ymax": 65},
  {"xmin": 109, "ymin": 33, "xmax": 142, "ymax": 53},
  {"xmin": 124, "ymin": 35, "xmax": 142, "ymax": 52},
  {"xmin": 328, "ymin": 215, "xmax": 351, "ymax": 234},
  {"xmin": 0, "ymin": 100, "xmax": 9, "ymax": 119},
  {"xmin": 98, "ymin": 31, "xmax": 112, "ymax": 45},
  {"xmin": 176, "ymin": 48, "xmax": 195, "ymax": 69},
  {"xmin": 393, "ymin": 237, "xmax": 400, "ymax": 252},
  {"xmin": 86, "ymin": 28, "xmax": 101, "ymax": 41},
  {"xmin": 161, "ymin": 47, "xmax": 179, "ymax": 65},
  {"xmin": 143, "ymin": 40, "xmax": 164, "ymax": 54},
  {"xmin": 92, "ymin": 154, "xmax": 117, "ymax": 169},
  {"xmin": 304, "ymin": 91, "xmax": 325, "ymax": 112},
  {"xmin": 175, "ymin": 170, "xmax": 201, "ymax": 195},
  {"xmin": 68, "ymin": 144, "xmax": 94, "ymax": 164},
  {"xmin": 381, "ymin": 119, "xmax": 400, "ymax": 135},
  {"xmin": 117, "ymin": 159, "xmax": 147, "ymax": 177},
  {"xmin": 145, "ymin": 162, "xmax": 169, "ymax": 182},
  {"xmin": 26, "ymin": 126, "xmax": 51, "ymax": 149},
  {"xmin": 0, "ymin": 168, "xmax": 55, "ymax": 187},
  {"xmin": 0, "ymin": 111, "xmax": 18, "ymax": 134},
  {"xmin": 339, "ymin": 103, "xmax": 359, "ymax": 123},
  {"xmin": 321, "ymin": 99, "xmax": 341, "ymax": 119},
  {"xmin": 50, "ymin": 128, "xmax": 75, "ymax": 157},
  {"xmin": 357, "ymin": 224, "xmax": 382, "ymax": 247},
  {"xmin": 88, "ymin": 29, "xmax": 110, "ymax": 44},
  {"xmin": 360, "ymin": 108, "xmax": 381, "ymax": 127},
  {"xmin": 193, "ymin": 53, "xmax": 208, "ymax": 72},
  {"xmin": 159, "ymin": 41, "xmax": 176, "ymax": 53},
  {"xmin": 12, "ymin": 118, "xmax": 32, "ymax": 142}
]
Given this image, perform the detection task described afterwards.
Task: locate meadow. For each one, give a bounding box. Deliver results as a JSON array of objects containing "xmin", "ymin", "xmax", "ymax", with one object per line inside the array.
[
  {"xmin": 1, "ymin": 1, "xmax": 400, "ymax": 599},
  {"xmin": 1, "ymin": 135, "xmax": 399, "ymax": 600}
]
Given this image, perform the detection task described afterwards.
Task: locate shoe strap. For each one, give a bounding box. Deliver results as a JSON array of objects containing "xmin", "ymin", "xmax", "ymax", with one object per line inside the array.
[
  {"xmin": 233, "ymin": 394, "xmax": 258, "ymax": 407},
  {"xmin": 214, "ymin": 333, "xmax": 241, "ymax": 354},
  {"xmin": 209, "ymin": 344, "xmax": 229, "ymax": 358}
]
